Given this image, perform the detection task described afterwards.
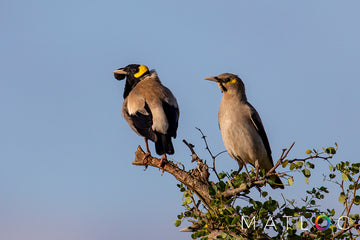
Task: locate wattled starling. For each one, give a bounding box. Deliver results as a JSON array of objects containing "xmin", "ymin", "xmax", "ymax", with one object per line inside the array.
[
  {"xmin": 205, "ymin": 73, "xmax": 284, "ymax": 189},
  {"xmin": 114, "ymin": 64, "xmax": 179, "ymax": 167}
]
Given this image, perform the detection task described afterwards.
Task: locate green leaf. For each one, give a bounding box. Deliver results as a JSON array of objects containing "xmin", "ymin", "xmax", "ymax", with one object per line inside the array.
[
  {"xmin": 218, "ymin": 172, "xmax": 227, "ymax": 180},
  {"xmin": 296, "ymin": 221, "xmax": 302, "ymax": 229},
  {"xmin": 262, "ymin": 191, "xmax": 268, "ymax": 198},
  {"xmin": 282, "ymin": 160, "xmax": 289, "ymax": 168},
  {"xmin": 351, "ymin": 165, "xmax": 359, "ymax": 174},
  {"xmin": 295, "ymin": 161, "xmax": 303, "ymax": 168},
  {"xmin": 288, "ymin": 178, "xmax": 294, "ymax": 186},
  {"xmin": 231, "ymin": 216, "xmax": 240, "ymax": 225},
  {"xmin": 174, "ymin": 220, "xmax": 181, "ymax": 227},
  {"xmin": 306, "ymin": 162, "xmax": 315, "ymax": 169},
  {"xmin": 217, "ymin": 181, "xmax": 226, "ymax": 192},
  {"xmin": 183, "ymin": 191, "xmax": 192, "ymax": 198},
  {"xmin": 341, "ymin": 173, "xmax": 348, "ymax": 181},
  {"xmin": 305, "ymin": 149, "xmax": 312, "ymax": 155},
  {"xmin": 226, "ymin": 216, "xmax": 233, "ymax": 224},
  {"xmin": 354, "ymin": 195, "xmax": 360, "ymax": 205},
  {"xmin": 290, "ymin": 163, "xmax": 296, "ymax": 170},
  {"xmin": 183, "ymin": 197, "xmax": 192, "ymax": 206},
  {"xmin": 329, "ymin": 173, "xmax": 336, "ymax": 179},
  {"xmin": 267, "ymin": 177, "xmax": 275, "ymax": 185},
  {"xmin": 339, "ymin": 193, "xmax": 347, "ymax": 204},
  {"xmin": 304, "ymin": 177, "xmax": 309, "ymax": 185},
  {"xmin": 326, "ymin": 147, "xmax": 336, "ymax": 154},
  {"xmin": 302, "ymin": 169, "xmax": 311, "ymax": 177},
  {"xmin": 208, "ymin": 186, "xmax": 217, "ymax": 197}
]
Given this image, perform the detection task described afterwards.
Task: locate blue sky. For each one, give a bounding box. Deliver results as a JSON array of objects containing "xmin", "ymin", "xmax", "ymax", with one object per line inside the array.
[{"xmin": 1, "ymin": 1, "xmax": 359, "ymax": 239}]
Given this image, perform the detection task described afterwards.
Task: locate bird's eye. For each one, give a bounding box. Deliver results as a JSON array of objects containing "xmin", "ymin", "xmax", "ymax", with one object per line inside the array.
[{"xmin": 225, "ymin": 78, "xmax": 231, "ymax": 82}]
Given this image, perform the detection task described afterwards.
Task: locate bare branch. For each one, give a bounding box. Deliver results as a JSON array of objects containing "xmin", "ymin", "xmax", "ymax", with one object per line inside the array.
[
  {"xmin": 346, "ymin": 174, "xmax": 360, "ymax": 217},
  {"xmin": 196, "ymin": 127, "xmax": 215, "ymax": 158},
  {"xmin": 267, "ymin": 142, "xmax": 295, "ymax": 175},
  {"xmin": 132, "ymin": 146, "xmax": 213, "ymax": 206},
  {"xmin": 222, "ymin": 179, "xmax": 267, "ymax": 198},
  {"xmin": 196, "ymin": 128, "xmax": 222, "ymax": 181},
  {"xmin": 183, "ymin": 139, "xmax": 201, "ymax": 163}
]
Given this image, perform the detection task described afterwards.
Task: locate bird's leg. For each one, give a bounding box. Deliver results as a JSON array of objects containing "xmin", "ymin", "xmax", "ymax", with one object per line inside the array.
[
  {"xmin": 143, "ymin": 138, "xmax": 152, "ymax": 170},
  {"xmin": 242, "ymin": 163, "xmax": 252, "ymax": 181},
  {"xmin": 143, "ymin": 138, "xmax": 152, "ymax": 159},
  {"xmin": 159, "ymin": 154, "xmax": 168, "ymax": 168},
  {"xmin": 235, "ymin": 165, "xmax": 243, "ymax": 175},
  {"xmin": 254, "ymin": 159, "xmax": 260, "ymax": 180},
  {"xmin": 236, "ymin": 159, "xmax": 251, "ymax": 180}
]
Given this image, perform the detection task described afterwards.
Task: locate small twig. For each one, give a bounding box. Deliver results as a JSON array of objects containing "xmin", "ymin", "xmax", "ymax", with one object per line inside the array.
[
  {"xmin": 339, "ymin": 180, "xmax": 349, "ymax": 228},
  {"xmin": 346, "ymin": 174, "xmax": 360, "ymax": 217},
  {"xmin": 196, "ymin": 127, "xmax": 221, "ymax": 181},
  {"xmin": 267, "ymin": 142, "xmax": 295, "ymax": 176},
  {"xmin": 214, "ymin": 150, "xmax": 227, "ymax": 158},
  {"xmin": 279, "ymin": 148, "xmax": 287, "ymax": 160},
  {"xmin": 191, "ymin": 195, "xmax": 199, "ymax": 212},
  {"xmin": 287, "ymin": 154, "xmax": 333, "ymax": 164},
  {"xmin": 222, "ymin": 179, "xmax": 267, "ymax": 198},
  {"xmin": 183, "ymin": 139, "xmax": 201, "ymax": 163},
  {"xmin": 196, "ymin": 127, "xmax": 215, "ymax": 158}
]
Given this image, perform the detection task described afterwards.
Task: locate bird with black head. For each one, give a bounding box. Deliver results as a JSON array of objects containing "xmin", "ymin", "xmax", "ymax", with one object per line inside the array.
[{"xmin": 114, "ymin": 64, "xmax": 179, "ymax": 167}]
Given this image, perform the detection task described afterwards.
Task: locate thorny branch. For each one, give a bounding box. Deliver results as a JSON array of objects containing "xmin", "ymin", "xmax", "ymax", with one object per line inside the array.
[
  {"xmin": 131, "ymin": 135, "xmax": 358, "ymax": 239},
  {"xmin": 196, "ymin": 127, "xmax": 223, "ymax": 181},
  {"xmin": 132, "ymin": 145, "xmax": 212, "ymax": 206}
]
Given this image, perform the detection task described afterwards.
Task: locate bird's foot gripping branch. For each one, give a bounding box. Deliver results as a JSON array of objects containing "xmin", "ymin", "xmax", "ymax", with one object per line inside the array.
[{"xmin": 132, "ymin": 138, "xmax": 360, "ymax": 240}]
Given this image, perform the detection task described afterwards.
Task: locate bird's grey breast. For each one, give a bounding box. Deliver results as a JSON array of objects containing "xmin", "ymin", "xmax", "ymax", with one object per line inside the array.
[{"xmin": 218, "ymin": 96, "xmax": 267, "ymax": 166}]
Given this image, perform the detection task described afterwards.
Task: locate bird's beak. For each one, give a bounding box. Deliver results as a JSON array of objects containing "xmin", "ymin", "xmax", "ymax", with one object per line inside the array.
[
  {"xmin": 113, "ymin": 69, "xmax": 128, "ymax": 75},
  {"xmin": 113, "ymin": 69, "xmax": 128, "ymax": 81},
  {"xmin": 204, "ymin": 76, "xmax": 222, "ymax": 83}
]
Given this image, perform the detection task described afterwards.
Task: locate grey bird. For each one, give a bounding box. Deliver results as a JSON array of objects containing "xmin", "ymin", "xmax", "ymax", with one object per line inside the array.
[
  {"xmin": 113, "ymin": 64, "xmax": 179, "ymax": 167},
  {"xmin": 205, "ymin": 73, "xmax": 284, "ymax": 189}
]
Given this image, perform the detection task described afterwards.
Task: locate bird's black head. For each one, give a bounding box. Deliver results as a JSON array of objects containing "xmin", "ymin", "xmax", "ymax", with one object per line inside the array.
[
  {"xmin": 113, "ymin": 64, "xmax": 150, "ymax": 80},
  {"xmin": 113, "ymin": 64, "xmax": 151, "ymax": 98}
]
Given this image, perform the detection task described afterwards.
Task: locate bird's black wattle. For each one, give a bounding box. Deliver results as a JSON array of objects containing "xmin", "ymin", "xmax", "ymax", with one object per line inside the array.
[
  {"xmin": 123, "ymin": 77, "xmax": 141, "ymax": 99},
  {"xmin": 219, "ymin": 83, "xmax": 227, "ymax": 92},
  {"xmin": 114, "ymin": 73, "xmax": 126, "ymax": 80}
]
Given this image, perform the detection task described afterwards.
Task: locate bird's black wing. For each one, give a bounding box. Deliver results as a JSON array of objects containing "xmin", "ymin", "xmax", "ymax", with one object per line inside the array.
[
  {"xmin": 247, "ymin": 102, "xmax": 273, "ymax": 163},
  {"xmin": 129, "ymin": 102, "xmax": 156, "ymax": 142},
  {"xmin": 248, "ymin": 103, "xmax": 284, "ymax": 189},
  {"xmin": 162, "ymin": 101, "xmax": 179, "ymax": 138}
]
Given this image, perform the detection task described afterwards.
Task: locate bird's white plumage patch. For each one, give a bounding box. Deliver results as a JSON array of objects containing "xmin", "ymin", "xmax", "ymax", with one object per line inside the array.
[
  {"xmin": 151, "ymin": 106, "xmax": 169, "ymax": 134},
  {"xmin": 126, "ymin": 95, "xmax": 146, "ymax": 115}
]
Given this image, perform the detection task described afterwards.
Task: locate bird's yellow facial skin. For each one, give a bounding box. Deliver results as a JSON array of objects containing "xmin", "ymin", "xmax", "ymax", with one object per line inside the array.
[
  {"xmin": 134, "ymin": 65, "xmax": 149, "ymax": 78},
  {"xmin": 226, "ymin": 78, "xmax": 237, "ymax": 85}
]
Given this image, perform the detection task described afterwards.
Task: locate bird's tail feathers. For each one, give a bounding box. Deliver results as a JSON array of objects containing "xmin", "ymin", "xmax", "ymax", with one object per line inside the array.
[{"xmin": 155, "ymin": 133, "xmax": 174, "ymax": 155}]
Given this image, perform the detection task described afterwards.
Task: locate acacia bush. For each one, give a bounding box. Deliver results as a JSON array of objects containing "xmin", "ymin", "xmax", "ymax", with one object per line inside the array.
[{"xmin": 132, "ymin": 130, "xmax": 360, "ymax": 240}]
